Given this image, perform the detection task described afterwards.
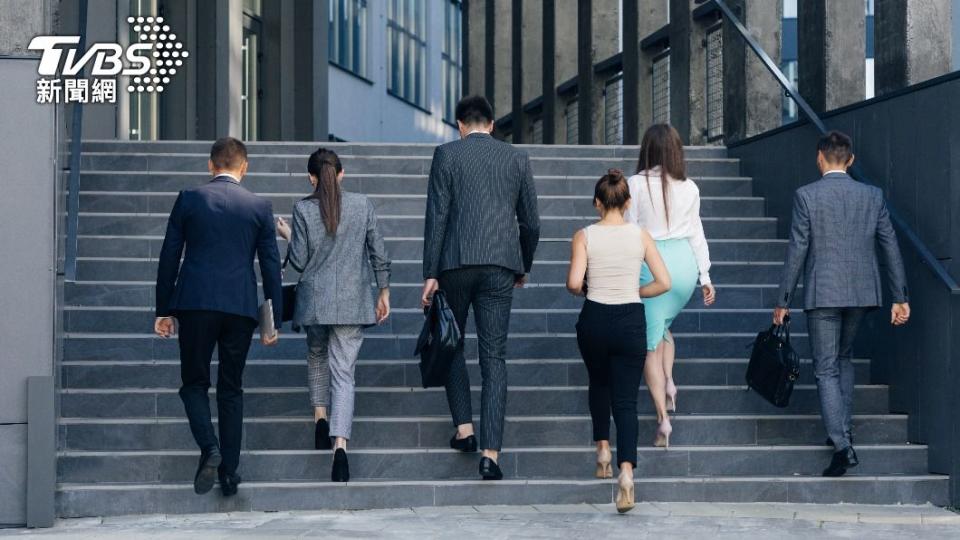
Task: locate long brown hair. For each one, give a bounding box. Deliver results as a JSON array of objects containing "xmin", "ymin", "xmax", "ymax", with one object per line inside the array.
[
  {"xmin": 306, "ymin": 148, "xmax": 343, "ymax": 235},
  {"xmin": 635, "ymin": 124, "xmax": 687, "ymax": 225}
]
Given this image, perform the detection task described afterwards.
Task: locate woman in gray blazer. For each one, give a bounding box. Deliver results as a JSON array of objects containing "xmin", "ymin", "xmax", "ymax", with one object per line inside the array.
[{"xmin": 276, "ymin": 148, "xmax": 391, "ymax": 482}]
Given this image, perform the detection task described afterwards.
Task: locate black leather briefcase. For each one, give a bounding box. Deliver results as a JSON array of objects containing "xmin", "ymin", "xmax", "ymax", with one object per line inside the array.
[
  {"xmin": 746, "ymin": 316, "xmax": 800, "ymax": 408},
  {"xmin": 414, "ymin": 290, "xmax": 463, "ymax": 388}
]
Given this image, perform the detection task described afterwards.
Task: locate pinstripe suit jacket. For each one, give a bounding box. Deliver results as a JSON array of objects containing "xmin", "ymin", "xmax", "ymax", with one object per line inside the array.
[
  {"xmin": 422, "ymin": 132, "xmax": 541, "ymax": 279},
  {"xmin": 777, "ymin": 172, "xmax": 908, "ymax": 310}
]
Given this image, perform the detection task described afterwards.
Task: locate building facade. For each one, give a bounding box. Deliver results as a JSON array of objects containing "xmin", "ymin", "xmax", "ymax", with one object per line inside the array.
[
  {"xmin": 468, "ymin": 0, "xmax": 959, "ymax": 146},
  {"xmin": 72, "ymin": 0, "xmax": 462, "ymax": 143}
]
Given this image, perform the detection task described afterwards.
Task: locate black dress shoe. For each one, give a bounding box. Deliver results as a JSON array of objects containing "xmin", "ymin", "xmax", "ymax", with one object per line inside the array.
[
  {"xmin": 479, "ymin": 457, "xmax": 503, "ymax": 480},
  {"xmin": 822, "ymin": 446, "xmax": 859, "ymax": 477},
  {"xmin": 219, "ymin": 472, "xmax": 241, "ymax": 497},
  {"xmin": 315, "ymin": 419, "xmax": 332, "ymax": 450},
  {"xmin": 449, "ymin": 433, "xmax": 478, "ymax": 453},
  {"xmin": 193, "ymin": 448, "xmax": 222, "ymax": 495},
  {"xmin": 331, "ymin": 448, "xmax": 350, "ymax": 482}
]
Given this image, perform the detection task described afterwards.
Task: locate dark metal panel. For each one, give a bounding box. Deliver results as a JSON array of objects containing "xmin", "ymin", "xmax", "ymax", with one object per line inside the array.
[
  {"xmin": 576, "ymin": 0, "xmax": 592, "ymax": 145},
  {"xmin": 26, "ymin": 377, "xmax": 55, "ymax": 528},
  {"xmin": 484, "ymin": 0, "xmax": 495, "ymax": 103},
  {"xmin": 511, "ymin": 0, "xmax": 524, "ymax": 143},
  {"xmin": 622, "ymin": 0, "xmax": 639, "ymax": 144}
]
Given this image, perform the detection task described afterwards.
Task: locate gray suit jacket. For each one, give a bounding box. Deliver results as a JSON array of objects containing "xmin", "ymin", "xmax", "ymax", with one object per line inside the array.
[
  {"xmin": 423, "ymin": 132, "xmax": 541, "ymax": 279},
  {"xmin": 288, "ymin": 192, "xmax": 391, "ymax": 326},
  {"xmin": 777, "ymin": 172, "xmax": 908, "ymax": 310}
]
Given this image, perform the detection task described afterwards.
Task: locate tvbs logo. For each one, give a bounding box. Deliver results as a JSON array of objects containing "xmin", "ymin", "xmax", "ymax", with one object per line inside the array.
[{"xmin": 28, "ymin": 15, "xmax": 189, "ymax": 104}]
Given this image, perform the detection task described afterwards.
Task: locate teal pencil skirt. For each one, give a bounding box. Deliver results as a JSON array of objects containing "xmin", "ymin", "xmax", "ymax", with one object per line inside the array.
[{"xmin": 640, "ymin": 238, "xmax": 699, "ymax": 351}]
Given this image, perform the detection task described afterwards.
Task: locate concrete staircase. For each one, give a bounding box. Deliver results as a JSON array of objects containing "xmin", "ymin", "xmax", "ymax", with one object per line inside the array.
[{"xmin": 57, "ymin": 141, "xmax": 947, "ymax": 517}]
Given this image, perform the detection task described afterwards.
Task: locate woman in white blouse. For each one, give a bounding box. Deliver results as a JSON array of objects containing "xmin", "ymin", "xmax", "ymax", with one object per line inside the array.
[{"xmin": 625, "ymin": 124, "xmax": 716, "ymax": 448}]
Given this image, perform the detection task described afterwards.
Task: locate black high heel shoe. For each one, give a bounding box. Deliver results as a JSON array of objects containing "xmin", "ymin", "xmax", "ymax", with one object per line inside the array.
[
  {"xmin": 331, "ymin": 448, "xmax": 350, "ymax": 482},
  {"xmin": 315, "ymin": 419, "xmax": 332, "ymax": 450}
]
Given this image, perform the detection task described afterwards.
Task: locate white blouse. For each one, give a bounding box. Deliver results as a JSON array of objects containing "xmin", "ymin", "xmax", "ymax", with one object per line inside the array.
[{"xmin": 625, "ymin": 168, "xmax": 712, "ymax": 285}]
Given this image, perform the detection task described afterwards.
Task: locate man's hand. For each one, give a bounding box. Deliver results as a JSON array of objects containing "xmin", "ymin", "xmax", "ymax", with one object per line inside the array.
[
  {"xmin": 773, "ymin": 307, "xmax": 789, "ymax": 326},
  {"xmin": 154, "ymin": 317, "xmax": 176, "ymax": 338},
  {"xmin": 421, "ymin": 279, "xmax": 439, "ymax": 308},
  {"xmin": 376, "ymin": 289, "xmax": 391, "ymax": 324},
  {"xmin": 701, "ymin": 283, "xmax": 716, "ymax": 306},
  {"xmin": 891, "ymin": 302, "xmax": 910, "ymax": 326},
  {"xmin": 262, "ymin": 330, "xmax": 279, "ymax": 346},
  {"xmin": 514, "ymin": 274, "xmax": 528, "ymax": 288}
]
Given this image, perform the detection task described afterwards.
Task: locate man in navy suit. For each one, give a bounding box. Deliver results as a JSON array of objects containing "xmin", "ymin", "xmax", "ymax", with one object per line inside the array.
[{"xmin": 155, "ymin": 137, "xmax": 283, "ymax": 497}]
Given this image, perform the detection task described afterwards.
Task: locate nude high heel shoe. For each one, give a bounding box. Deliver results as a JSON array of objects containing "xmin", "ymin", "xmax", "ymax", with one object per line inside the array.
[
  {"xmin": 665, "ymin": 379, "xmax": 678, "ymax": 412},
  {"xmin": 654, "ymin": 418, "xmax": 673, "ymax": 449},
  {"xmin": 595, "ymin": 447, "xmax": 613, "ymax": 479},
  {"xmin": 616, "ymin": 473, "xmax": 635, "ymax": 513}
]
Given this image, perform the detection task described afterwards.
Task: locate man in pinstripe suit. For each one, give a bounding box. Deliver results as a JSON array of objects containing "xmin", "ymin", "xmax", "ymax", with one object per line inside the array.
[{"xmin": 421, "ymin": 96, "xmax": 541, "ymax": 480}]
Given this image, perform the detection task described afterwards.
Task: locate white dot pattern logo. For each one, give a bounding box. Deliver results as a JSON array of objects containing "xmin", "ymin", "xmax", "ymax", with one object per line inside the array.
[{"xmin": 126, "ymin": 15, "xmax": 186, "ymax": 94}]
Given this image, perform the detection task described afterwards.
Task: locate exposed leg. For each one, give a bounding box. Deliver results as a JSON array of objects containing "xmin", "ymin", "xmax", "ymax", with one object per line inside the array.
[
  {"xmin": 662, "ymin": 331, "xmax": 678, "ymax": 411},
  {"xmin": 644, "ymin": 343, "xmax": 669, "ymax": 424}
]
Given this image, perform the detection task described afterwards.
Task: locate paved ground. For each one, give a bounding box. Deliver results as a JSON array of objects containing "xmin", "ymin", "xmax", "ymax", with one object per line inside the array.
[{"xmin": 3, "ymin": 503, "xmax": 959, "ymax": 539}]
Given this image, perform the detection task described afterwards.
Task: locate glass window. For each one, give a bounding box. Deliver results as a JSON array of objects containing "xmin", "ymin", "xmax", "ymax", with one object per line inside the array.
[
  {"xmin": 705, "ymin": 26, "xmax": 723, "ymax": 140},
  {"xmin": 329, "ymin": 0, "xmax": 368, "ymax": 77},
  {"xmin": 128, "ymin": 0, "xmax": 158, "ymax": 140},
  {"xmin": 603, "ymin": 74, "xmax": 623, "ymax": 145},
  {"xmin": 387, "ymin": 0, "xmax": 428, "ymax": 108},
  {"xmin": 781, "ymin": 60, "xmax": 799, "ymax": 123},
  {"xmin": 652, "ymin": 52, "xmax": 670, "ymax": 125},
  {"xmin": 565, "ymin": 98, "xmax": 579, "ymax": 144},
  {"xmin": 530, "ymin": 116, "xmax": 543, "ymax": 144},
  {"xmin": 442, "ymin": 0, "xmax": 462, "ymax": 123}
]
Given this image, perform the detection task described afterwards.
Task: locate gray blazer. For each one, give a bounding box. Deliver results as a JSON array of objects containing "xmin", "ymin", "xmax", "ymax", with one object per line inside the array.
[
  {"xmin": 288, "ymin": 192, "xmax": 391, "ymax": 326},
  {"xmin": 423, "ymin": 132, "xmax": 541, "ymax": 279},
  {"xmin": 777, "ymin": 172, "xmax": 908, "ymax": 310}
]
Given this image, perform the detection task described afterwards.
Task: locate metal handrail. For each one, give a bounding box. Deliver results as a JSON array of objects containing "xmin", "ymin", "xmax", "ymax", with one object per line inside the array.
[
  {"xmin": 63, "ymin": 0, "xmax": 89, "ymax": 281},
  {"xmin": 713, "ymin": 0, "xmax": 960, "ymax": 295}
]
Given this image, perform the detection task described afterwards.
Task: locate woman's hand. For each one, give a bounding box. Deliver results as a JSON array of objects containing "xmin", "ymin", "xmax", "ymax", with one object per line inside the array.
[
  {"xmin": 701, "ymin": 283, "xmax": 716, "ymax": 306},
  {"xmin": 276, "ymin": 216, "xmax": 292, "ymax": 241},
  {"xmin": 376, "ymin": 289, "xmax": 391, "ymax": 324}
]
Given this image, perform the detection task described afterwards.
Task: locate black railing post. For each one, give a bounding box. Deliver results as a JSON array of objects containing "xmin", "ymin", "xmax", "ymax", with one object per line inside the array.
[{"xmin": 63, "ymin": 0, "xmax": 89, "ymax": 282}]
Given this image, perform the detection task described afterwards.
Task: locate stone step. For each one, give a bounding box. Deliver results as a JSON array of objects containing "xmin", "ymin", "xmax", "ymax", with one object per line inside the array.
[
  {"xmin": 77, "ymin": 191, "xmax": 766, "ymax": 218},
  {"xmin": 76, "ymin": 236, "xmax": 788, "ymax": 261},
  {"xmin": 77, "ymin": 213, "xmax": 778, "ymax": 239},
  {"xmin": 57, "ymin": 385, "xmax": 889, "ymax": 419},
  {"xmin": 79, "ymin": 152, "xmax": 742, "ymax": 177},
  {"xmin": 64, "ymin": 308, "xmax": 806, "ymax": 336},
  {"xmin": 54, "ymin": 475, "xmax": 950, "ymax": 517},
  {"xmin": 65, "ymin": 283, "xmax": 799, "ymax": 310},
  {"xmin": 58, "ymin": 414, "xmax": 906, "ymax": 451},
  {"xmin": 56, "ymin": 445, "xmax": 931, "ymax": 484},
  {"xmin": 62, "ymin": 332, "xmax": 809, "ymax": 361},
  {"xmin": 59, "ymin": 354, "xmax": 842, "ymax": 391},
  {"xmin": 79, "ymin": 141, "xmax": 729, "ymax": 159},
  {"xmin": 74, "ymin": 258, "xmax": 787, "ymax": 285},
  {"xmin": 78, "ymin": 172, "xmax": 755, "ymax": 197}
]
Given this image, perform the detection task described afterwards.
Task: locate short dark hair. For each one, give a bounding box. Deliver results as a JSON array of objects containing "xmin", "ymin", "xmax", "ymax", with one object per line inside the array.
[
  {"xmin": 210, "ymin": 137, "xmax": 248, "ymax": 170},
  {"xmin": 817, "ymin": 130, "xmax": 853, "ymax": 164},
  {"xmin": 455, "ymin": 95, "xmax": 494, "ymax": 125},
  {"xmin": 594, "ymin": 169, "xmax": 631, "ymax": 211}
]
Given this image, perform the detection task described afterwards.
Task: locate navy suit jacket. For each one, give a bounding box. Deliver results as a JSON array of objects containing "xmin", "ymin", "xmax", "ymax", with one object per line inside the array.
[{"xmin": 156, "ymin": 175, "xmax": 283, "ymax": 328}]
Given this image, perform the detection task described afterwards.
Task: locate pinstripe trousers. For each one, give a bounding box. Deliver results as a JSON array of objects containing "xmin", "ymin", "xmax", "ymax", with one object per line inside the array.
[
  {"xmin": 439, "ymin": 266, "xmax": 515, "ymax": 451},
  {"xmin": 305, "ymin": 325, "xmax": 364, "ymax": 440}
]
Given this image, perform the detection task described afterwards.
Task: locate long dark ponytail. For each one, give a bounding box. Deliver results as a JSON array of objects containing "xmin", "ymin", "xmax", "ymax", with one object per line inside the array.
[
  {"xmin": 635, "ymin": 124, "xmax": 687, "ymax": 225},
  {"xmin": 306, "ymin": 148, "xmax": 343, "ymax": 235}
]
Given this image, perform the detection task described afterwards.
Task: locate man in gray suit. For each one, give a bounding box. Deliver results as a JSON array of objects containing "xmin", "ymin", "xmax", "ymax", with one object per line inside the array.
[
  {"xmin": 774, "ymin": 131, "xmax": 910, "ymax": 477},
  {"xmin": 421, "ymin": 95, "xmax": 540, "ymax": 480}
]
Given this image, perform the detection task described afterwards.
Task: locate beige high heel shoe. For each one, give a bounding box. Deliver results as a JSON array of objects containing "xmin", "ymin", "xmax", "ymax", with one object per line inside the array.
[
  {"xmin": 665, "ymin": 379, "xmax": 678, "ymax": 412},
  {"xmin": 616, "ymin": 473, "xmax": 635, "ymax": 513},
  {"xmin": 595, "ymin": 447, "xmax": 613, "ymax": 479},
  {"xmin": 654, "ymin": 418, "xmax": 673, "ymax": 449}
]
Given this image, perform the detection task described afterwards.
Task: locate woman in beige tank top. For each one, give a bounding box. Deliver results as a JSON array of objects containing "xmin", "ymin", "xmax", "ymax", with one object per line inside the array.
[{"xmin": 566, "ymin": 169, "xmax": 671, "ymax": 513}]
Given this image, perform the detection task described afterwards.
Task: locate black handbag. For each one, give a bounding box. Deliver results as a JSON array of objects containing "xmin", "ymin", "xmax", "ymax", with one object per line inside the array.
[
  {"xmin": 414, "ymin": 290, "xmax": 463, "ymax": 388},
  {"xmin": 280, "ymin": 253, "xmax": 298, "ymax": 329},
  {"xmin": 746, "ymin": 316, "xmax": 800, "ymax": 408}
]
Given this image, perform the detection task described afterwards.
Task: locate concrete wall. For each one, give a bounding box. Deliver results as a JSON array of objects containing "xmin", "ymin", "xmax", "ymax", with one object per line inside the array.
[
  {"xmin": 0, "ymin": 57, "xmax": 58, "ymax": 527},
  {"xmin": 727, "ymin": 72, "xmax": 960, "ymax": 475},
  {"xmin": 326, "ymin": 0, "xmax": 456, "ymax": 143}
]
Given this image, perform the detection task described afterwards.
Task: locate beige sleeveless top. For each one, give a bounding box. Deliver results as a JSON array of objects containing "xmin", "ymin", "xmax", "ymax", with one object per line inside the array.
[{"xmin": 584, "ymin": 223, "xmax": 646, "ymax": 305}]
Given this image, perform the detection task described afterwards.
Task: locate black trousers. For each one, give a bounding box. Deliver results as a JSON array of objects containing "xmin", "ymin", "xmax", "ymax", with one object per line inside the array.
[
  {"xmin": 575, "ymin": 300, "xmax": 647, "ymax": 468},
  {"xmin": 177, "ymin": 310, "xmax": 256, "ymax": 475},
  {"xmin": 439, "ymin": 265, "xmax": 515, "ymax": 451}
]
